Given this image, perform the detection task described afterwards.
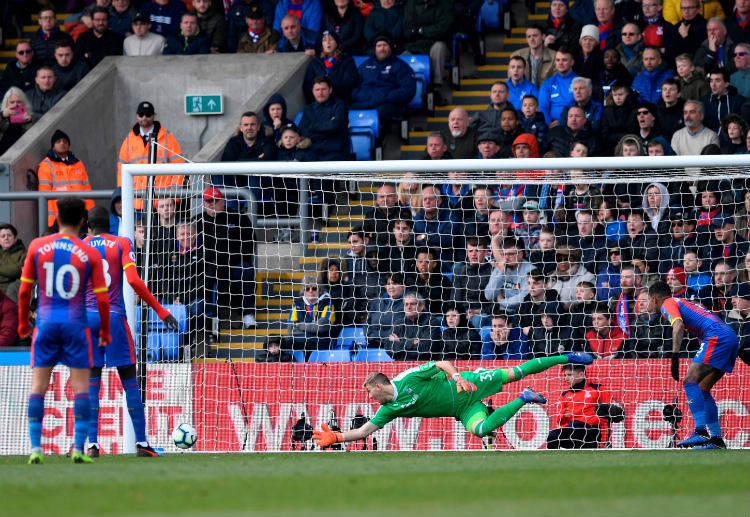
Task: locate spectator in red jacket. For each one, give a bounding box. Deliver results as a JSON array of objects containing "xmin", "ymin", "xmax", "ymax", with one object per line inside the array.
[
  {"xmin": 546, "ymin": 363, "xmax": 612, "ymax": 449},
  {"xmin": 584, "ymin": 302, "xmax": 626, "ymax": 358},
  {"xmin": 0, "ymin": 289, "xmax": 18, "ymax": 346}
]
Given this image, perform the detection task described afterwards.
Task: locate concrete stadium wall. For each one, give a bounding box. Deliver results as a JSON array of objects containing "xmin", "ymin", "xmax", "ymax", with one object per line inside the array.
[{"xmin": 0, "ymin": 53, "xmax": 309, "ymax": 243}]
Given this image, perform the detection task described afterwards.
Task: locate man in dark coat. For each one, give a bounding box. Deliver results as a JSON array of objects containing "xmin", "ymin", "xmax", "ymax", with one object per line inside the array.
[
  {"xmin": 299, "ymin": 76, "xmax": 350, "ymax": 161},
  {"xmin": 75, "ymin": 7, "xmax": 124, "ymax": 69}
]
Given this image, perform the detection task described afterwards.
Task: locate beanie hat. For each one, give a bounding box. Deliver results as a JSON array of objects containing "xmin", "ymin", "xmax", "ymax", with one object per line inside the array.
[
  {"xmin": 580, "ymin": 24, "xmax": 600, "ymax": 43},
  {"xmin": 50, "ymin": 129, "xmax": 70, "ymax": 147},
  {"xmin": 373, "ymin": 32, "xmax": 393, "ymax": 48},
  {"xmin": 666, "ymin": 267, "xmax": 687, "ymax": 287}
]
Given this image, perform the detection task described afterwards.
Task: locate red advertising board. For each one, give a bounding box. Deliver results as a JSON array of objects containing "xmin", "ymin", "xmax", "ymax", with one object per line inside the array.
[{"xmin": 194, "ymin": 360, "xmax": 750, "ymax": 451}]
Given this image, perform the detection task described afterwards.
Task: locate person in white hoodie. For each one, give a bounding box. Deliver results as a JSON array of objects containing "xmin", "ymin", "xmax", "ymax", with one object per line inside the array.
[
  {"xmin": 484, "ymin": 237, "xmax": 534, "ymax": 314},
  {"xmin": 642, "ymin": 182, "xmax": 672, "ymax": 235},
  {"xmin": 549, "ymin": 244, "xmax": 596, "ymax": 308}
]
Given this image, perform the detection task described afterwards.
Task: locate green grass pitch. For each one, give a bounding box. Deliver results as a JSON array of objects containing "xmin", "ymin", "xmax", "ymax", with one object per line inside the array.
[{"xmin": 2, "ymin": 450, "xmax": 748, "ymax": 516}]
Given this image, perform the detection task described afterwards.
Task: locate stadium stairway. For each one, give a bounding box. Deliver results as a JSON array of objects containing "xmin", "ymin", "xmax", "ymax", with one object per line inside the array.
[{"xmin": 400, "ymin": 3, "xmax": 548, "ymax": 160}]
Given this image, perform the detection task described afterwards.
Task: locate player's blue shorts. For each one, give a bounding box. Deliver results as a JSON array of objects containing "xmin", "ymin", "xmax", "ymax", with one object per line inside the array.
[
  {"xmin": 694, "ymin": 331, "xmax": 739, "ymax": 373},
  {"xmin": 87, "ymin": 311, "xmax": 136, "ymax": 368},
  {"xmin": 32, "ymin": 322, "xmax": 93, "ymax": 369}
]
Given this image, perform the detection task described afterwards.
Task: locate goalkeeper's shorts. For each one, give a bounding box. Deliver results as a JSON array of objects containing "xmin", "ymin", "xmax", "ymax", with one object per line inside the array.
[{"xmin": 455, "ymin": 368, "xmax": 505, "ymax": 433}]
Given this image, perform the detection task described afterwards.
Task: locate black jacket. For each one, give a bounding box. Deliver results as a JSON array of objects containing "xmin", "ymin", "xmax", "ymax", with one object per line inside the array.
[
  {"xmin": 75, "ymin": 29, "xmax": 123, "ymax": 68},
  {"xmin": 1, "ymin": 60, "xmax": 37, "ymax": 91},
  {"xmin": 413, "ymin": 272, "xmax": 452, "ymax": 315},
  {"xmin": 451, "ymin": 261, "xmax": 492, "ymax": 312},
  {"xmin": 298, "ymin": 96, "xmax": 350, "ymax": 161},
  {"xmin": 30, "ymin": 28, "xmax": 74, "ymax": 66},
  {"xmin": 439, "ymin": 326, "xmax": 482, "ymax": 360},
  {"xmin": 600, "ymin": 92, "xmax": 639, "ymax": 154},
  {"xmin": 52, "ymin": 60, "xmax": 89, "ymax": 92},
  {"xmin": 388, "ymin": 311, "xmax": 440, "ymax": 361},
  {"xmin": 362, "ymin": 205, "xmax": 413, "ymax": 246},
  {"xmin": 656, "ymin": 98, "xmax": 684, "ymax": 141},
  {"xmin": 199, "ymin": 209, "xmax": 255, "ymax": 268},
  {"xmin": 303, "ymin": 52, "xmax": 359, "ymax": 103},
  {"xmin": 543, "ymin": 124, "xmax": 598, "ymax": 156}
]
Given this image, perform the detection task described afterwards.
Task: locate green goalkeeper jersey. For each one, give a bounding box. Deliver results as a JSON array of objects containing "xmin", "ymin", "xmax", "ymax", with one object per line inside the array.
[{"xmin": 369, "ymin": 361, "xmax": 504, "ymax": 428}]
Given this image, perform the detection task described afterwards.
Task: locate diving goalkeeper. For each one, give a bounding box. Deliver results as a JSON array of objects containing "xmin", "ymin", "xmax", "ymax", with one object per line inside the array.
[{"xmin": 313, "ymin": 353, "xmax": 593, "ymax": 446}]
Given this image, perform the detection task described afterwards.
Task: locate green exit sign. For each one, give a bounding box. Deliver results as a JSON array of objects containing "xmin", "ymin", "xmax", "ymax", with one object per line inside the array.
[{"xmin": 185, "ymin": 94, "xmax": 223, "ymax": 115}]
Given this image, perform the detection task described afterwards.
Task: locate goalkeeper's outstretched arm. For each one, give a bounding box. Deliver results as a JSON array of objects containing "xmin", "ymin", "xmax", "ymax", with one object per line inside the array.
[{"xmin": 314, "ymin": 421, "xmax": 380, "ymax": 446}]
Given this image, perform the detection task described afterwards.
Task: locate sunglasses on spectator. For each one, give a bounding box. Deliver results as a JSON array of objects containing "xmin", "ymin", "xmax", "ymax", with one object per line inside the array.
[
  {"xmin": 621, "ymin": 32, "xmax": 637, "ymax": 36},
  {"xmin": 672, "ymin": 221, "xmax": 684, "ymax": 227},
  {"xmin": 17, "ymin": 49, "xmax": 32, "ymax": 54},
  {"xmin": 734, "ymin": 52, "xmax": 748, "ymax": 57},
  {"xmin": 556, "ymin": 254, "xmax": 571, "ymax": 262},
  {"xmin": 306, "ymin": 286, "xmax": 318, "ymax": 292},
  {"xmin": 637, "ymin": 110, "xmax": 651, "ymax": 115}
]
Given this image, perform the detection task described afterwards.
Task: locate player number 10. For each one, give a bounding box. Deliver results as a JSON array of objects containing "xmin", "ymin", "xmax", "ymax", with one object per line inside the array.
[{"xmin": 42, "ymin": 262, "xmax": 81, "ymax": 299}]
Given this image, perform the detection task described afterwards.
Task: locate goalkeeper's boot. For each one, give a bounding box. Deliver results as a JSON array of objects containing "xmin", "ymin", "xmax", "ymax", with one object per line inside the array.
[
  {"xmin": 71, "ymin": 450, "xmax": 94, "ymax": 464},
  {"xmin": 693, "ymin": 436, "xmax": 727, "ymax": 450},
  {"xmin": 565, "ymin": 352, "xmax": 594, "ymax": 365},
  {"xmin": 87, "ymin": 445, "xmax": 99, "ymax": 458},
  {"xmin": 520, "ymin": 387, "xmax": 547, "ymax": 404},
  {"xmin": 677, "ymin": 429, "xmax": 710, "ymax": 448},
  {"xmin": 27, "ymin": 452, "xmax": 43, "ymax": 465},
  {"xmin": 136, "ymin": 444, "xmax": 162, "ymax": 457}
]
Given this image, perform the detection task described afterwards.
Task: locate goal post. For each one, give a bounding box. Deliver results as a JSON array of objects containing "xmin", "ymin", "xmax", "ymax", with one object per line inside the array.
[{"xmin": 114, "ymin": 155, "xmax": 750, "ymax": 453}]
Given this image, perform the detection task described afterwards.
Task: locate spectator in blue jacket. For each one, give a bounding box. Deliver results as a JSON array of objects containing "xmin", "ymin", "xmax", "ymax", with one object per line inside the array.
[
  {"xmin": 413, "ymin": 184, "xmax": 461, "ymax": 269},
  {"xmin": 631, "ymin": 47, "xmax": 675, "ymax": 104},
  {"xmin": 303, "ymin": 30, "xmax": 359, "ymax": 103},
  {"xmin": 276, "ymin": 14, "xmax": 317, "ymax": 53},
  {"xmin": 507, "ymin": 55, "xmax": 539, "ymax": 111},
  {"xmin": 274, "ymin": 0, "xmax": 323, "ymax": 42},
  {"xmin": 559, "ymin": 76, "xmax": 604, "ymax": 134},
  {"xmin": 141, "ymin": 0, "xmax": 186, "ymax": 38},
  {"xmin": 481, "ymin": 311, "xmax": 528, "ymax": 360},
  {"xmin": 164, "ymin": 12, "xmax": 211, "ymax": 54},
  {"xmin": 350, "ymin": 33, "xmax": 416, "ymax": 126},
  {"xmin": 700, "ymin": 67, "xmax": 746, "ymax": 132},
  {"xmin": 539, "ymin": 48, "xmax": 580, "ymax": 126},
  {"xmin": 298, "ymin": 76, "xmax": 350, "ymax": 161}
]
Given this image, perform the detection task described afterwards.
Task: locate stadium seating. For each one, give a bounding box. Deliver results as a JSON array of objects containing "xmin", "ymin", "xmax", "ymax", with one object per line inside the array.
[
  {"xmin": 292, "ymin": 350, "xmax": 306, "ymax": 363},
  {"xmin": 139, "ymin": 304, "xmax": 188, "ymax": 362},
  {"xmin": 308, "ymin": 349, "xmax": 352, "ymax": 362},
  {"xmin": 353, "ymin": 348, "xmax": 394, "ymax": 362},
  {"xmin": 348, "ymin": 110, "xmax": 381, "ymax": 161},
  {"xmin": 333, "ymin": 326, "xmax": 367, "ymax": 350},
  {"xmin": 396, "ymin": 54, "xmax": 432, "ymax": 112}
]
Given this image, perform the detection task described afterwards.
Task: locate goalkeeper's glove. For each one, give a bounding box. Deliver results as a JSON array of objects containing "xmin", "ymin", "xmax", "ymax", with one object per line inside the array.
[
  {"xmin": 313, "ymin": 423, "xmax": 343, "ymax": 447},
  {"xmin": 671, "ymin": 353, "xmax": 680, "ymax": 382},
  {"xmin": 453, "ymin": 373, "xmax": 477, "ymax": 393}
]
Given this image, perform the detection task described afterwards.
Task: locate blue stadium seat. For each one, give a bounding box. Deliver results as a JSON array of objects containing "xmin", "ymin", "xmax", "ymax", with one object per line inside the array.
[
  {"xmin": 352, "ymin": 55, "xmax": 368, "ymax": 68},
  {"xmin": 479, "ymin": 325, "xmax": 495, "ymax": 360},
  {"xmin": 146, "ymin": 332, "xmax": 181, "ymax": 362},
  {"xmin": 450, "ymin": 33, "xmax": 469, "ymax": 89},
  {"xmin": 334, "ymin": 326, "xmax": 367, "ymax": 350},
  {"xmin": 353, "ymin": 348, "xmax": 394, "ymax": 362},
  {"xmin": 308, "ymin": 349, "xmax": 352, "ymax": 362},
  {"xmin": 349, "ymin": 109, "xmax": 381, "ymax": 160},
  {"xmin": 397, "ymin": 54, "xmax": 432, "ymax": 112},
  {"xmin": 292, "ymin": 350, "xmax": 306, "ymax": 363},
  {"xmin": 148, "ymin": 304, "xmax": 189, "ymax": 333},
  {"xmin": 294, "ymin": 110, "xmax": 303, "ymax": 126},
  {"xmin": 478, "ymin": 0, "xmax": 501, "ymax": 30}
]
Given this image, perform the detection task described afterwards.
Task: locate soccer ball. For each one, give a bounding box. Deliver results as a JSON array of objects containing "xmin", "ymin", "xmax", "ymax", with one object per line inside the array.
[{"xmin": 172, "ymin": 423, "xmax": 197, "ymax": 449}]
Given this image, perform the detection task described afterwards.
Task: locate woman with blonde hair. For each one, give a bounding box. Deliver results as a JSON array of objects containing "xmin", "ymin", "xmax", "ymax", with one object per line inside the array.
[
  {"xmin": 396, "ymin": 172, "xmax": 422, "ymax": 217},
  {"xmin": 0, "ymin": 86, "xmax": 35, "ymax": 155}
]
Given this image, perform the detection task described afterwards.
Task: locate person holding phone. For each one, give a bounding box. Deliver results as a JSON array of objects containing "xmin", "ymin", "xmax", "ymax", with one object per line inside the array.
[{"xmin": 0, "ymin": 87, "xmax": 35, "ymax": 155}]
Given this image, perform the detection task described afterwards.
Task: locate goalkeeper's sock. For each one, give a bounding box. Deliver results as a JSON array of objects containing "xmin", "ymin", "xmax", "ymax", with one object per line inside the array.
[
  {"xmin": 88, "ymin": 376, "xmax": 101, "ymax": 445},
  {"xmin": 122, "ymin": 376, "xmax": 148, "ymax": 444},
  {"xmin": 702, "ymin": 390, "xmax": 722, "ymax": 438},
  {"xmin": 73, "ymin": 394, "xmax": 90, "ymax": 452},
  {"xmin": 478, "ymin": 397, "xmax": 526, "ymax": 436},
  {"xmin": 684, "ymin": 382, "xmax": 706, "ymax": 429},
  {"xmin": 508, "ymin": 356, "xmax": 569, "ymax": 382},
  {"xmin": 28, "ymin": 393, "xmax": 44, "ymax": 450}
]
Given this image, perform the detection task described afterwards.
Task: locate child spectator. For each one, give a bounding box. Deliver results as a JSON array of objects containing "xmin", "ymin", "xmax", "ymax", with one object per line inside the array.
[
  {"xmin": 256, "ymin": 336, "xmax": 294, "ymax": 362},
  {"xmin": 514, "ymin": 200, "xmax": 544, "ymax": 250},
  {"xmin": 523, "ymin": 302, "xmax": 568, "ymax": 357},
  {"xmin": 596, "ymin": 198, "xmax": 628, "ymax": 244},
  {"xmin": 596, "ymin": 248, "xmax": 622, "ymax": 302},
  {"xmin": 518, "ymin": 268, "xmax": 560, "ymax": 329},
  {"xmin": 584, "ymin": 303, "xmax": 626, "ymax": 358},
  {"xmin": 438, "ymin": 304, "xmax": 482, "ymax": 360},
  {"xmin": 528, "ymin": 228, "xmax": 557, "ymax": 274},
  {"xmin": 564, "ymin": 280, "xmax": 599, "ymax": 351},
  {"xmin": 481, "ymin": 311, "xmax": 528, "ymax": 360},
  {"xmin": 683, "ymin": 249, "xmax": 713, "ymax": 292},
  {"xmin": 675, "ymin": 53, "xmax": 709, "ymax": 101},
  {"xmin": 319, "ymin": 258, "xmax": 355, "ymax": 327},
  {"xmin": 719, "ymin": 114, "xmax": 748, "ymax": 155},
  {"xmin": 519, "ymin": 95, "xmax": 547, "ymax": 145},
  {"xmin": 262, "ymin": 94, "xmax": 294, "ymax": 143},
  {"xmin": 600, "ymin": 82, "xmax": 639, "ymax": 156}
]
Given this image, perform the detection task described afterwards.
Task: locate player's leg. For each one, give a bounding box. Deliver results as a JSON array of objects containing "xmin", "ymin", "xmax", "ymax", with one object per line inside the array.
[
  {"xmin": 502, "ymin": 353, "xmax": 593, "ymax": 384},
  {"xmin": 677, "ymin": 362, "xmax": 715, "ymax": 447},
  {"xmin": 28, "ymin": 366, "xmax": 54, "ymax": 464},
  {"xmin": 694, "ymin": 368, "xmax": 726, "ymax": 449},
  {"xmin": 87, "ymin": 366, "xmax": 103, "ymax": 456},
  {"xmin": 462, "ymin": 388, "xmax": 547, "ymax": 438},
  {"xmin": 69, "ymin": 366, "xmax": 94, "ymax": 463},
  {"xmin": 117, "ymin": 364, "xmax": 159, "ymax": 457}
]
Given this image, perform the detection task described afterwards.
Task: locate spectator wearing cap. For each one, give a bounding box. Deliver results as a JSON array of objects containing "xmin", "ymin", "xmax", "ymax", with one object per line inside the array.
[
  {"xmin": 402, "ymin": 0, "xmax": 454, "ymax": 105},
  {"xmin": 76, "ymin": 6, "xmax": 124, "ymax": 68},
  {"xmin": 670, "ymin": 100, "xmax": 720, "ymax": 156},
  {"xmin": 655, "ymin": 78, "xmax": 685, "ymax": 141},
  {"xmin": 514, "ymin": 200, "xmax": 545, "ymax": 251},
  {"xmin": 469, "ymin": 81, "xmax": 512, "ymax": 134},
  {"xmin": 118, "ymin": 101, "xmax": 185, "ymax": 210},
  {"xmin": 226, "ymin": 1, "xmax": 275, "ymax": 51},
  {"xmin": 199, "ymin": 186, "xmax": 258, "ymax": 329},
  {"xmin": 124, "ymin": 12, "xmax": 166, "ymax": 55},
  {"xmin": 302, "ymin": 30, "xmax": 359, "ymax": 103},
  {"xmin": 237, "ymin": 5, "xmax": 282, "ymax": 53},
  {"xmin": 695, "ymin": 18, "xmax": 739, "ymax": 74},
  {"xmin": 475, "ymin": 131, "xmax": 501, "ymax": 159},
  {"xmin": 164, "ymin": 11, "xmax": 211, "ymax": 55},
  {"xmin": 574, "ymin": 24, "xmax": 604, "ymax": 82},
  {"xmin": 276, "ymin": 14, "xmax": 317, "ymax": 54},
  {"xmin": 700, "ymin": 67, "xmax": 747, "ymax": 132},
  {"xmin": 37, "ymin": 129, "xmax": 95, "ymax": 229},
  {"xmin": 560, "ymin": 76, "xmax": 604, "ymax": 134},
  {"xmin": 596, "ymin": 247, "xmax": 623, "ymax": 302},
  {"xmin": 658, "ymin": 210, "xmax": 698, "ymax": 274},
  {"xmin": 363, "ymin": 0, "xmax": 405, "ymax": 50},
  {"xmin": 730, "ymin": 43, "xmax": 750, "ymax": 98},
  {"xmin": 140, "ymin": 0, "xmax": 186, "ymax": 38},
  {"xmin": 442, "ymin": 107, "xmax": 478, "ymax": 160},
  {"xmin": 273, "ymin": 0, "xmax": 324, "ymax": 42},
  {"xmin": 350, "ymin": 33, "xmax": 416, "ymax": 126},
  {"xmin": 543, "ymin": 105, "xmax": 598, "ymax": 156},
  {"xmin": 299, "ymin": 76, "xmax": 350, "ymax": 162},
  {"xmin": 193, "ymin": 0, "xmax": 227, "ymax": 53},
  {"xmin": 631, "ymin": 47, "xmax": 674, "ymax": 104},
  {"xmin": 631, "ymin": 101, "xmax": 663, "ymax": 147},
  {"xmin": 705, "ymin": 212, "xmax": 749, "ymax": 269},
  {"xmin": 27, "ymin": 66, "xmax": 65, "ymax": 117},
  {"xmin": 321, "ymin": 0, "xmax": 364, "ymax": 55},
  {"xmin": 549, "ymin": 244, "xmax": 597, "ymax": 307},
  {"xmin": 543, "ymin": 0, "xmax": 583, "ymax": 51},
  {"xmin": 255, "ymin": 336, "xmax": 294, "ymax": 362}
]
